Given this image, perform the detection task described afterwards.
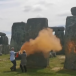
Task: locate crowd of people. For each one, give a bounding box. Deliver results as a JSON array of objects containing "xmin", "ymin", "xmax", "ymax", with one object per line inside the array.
[{"xmin": 10, "ymin": 47, "xmax": 27, "ymax": 73}]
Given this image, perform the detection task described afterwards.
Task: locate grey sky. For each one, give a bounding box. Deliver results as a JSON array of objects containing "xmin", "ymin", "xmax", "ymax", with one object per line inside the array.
[{"xmin": 0, "ymin": 0, "xmax": 76, "ymax": 43}]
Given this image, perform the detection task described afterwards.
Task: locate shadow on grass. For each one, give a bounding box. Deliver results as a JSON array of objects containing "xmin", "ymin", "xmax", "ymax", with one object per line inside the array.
[
  {"xmin": 57, "ymin": 69, "xmax": 76, "ymax": 76},
  {"xmin": 3, "ymin": 68, "xmax": 21, "ymax": 74},
  {"xmin": 16, "ymin": 68, "xmax": 54, "ymax": 75},
  {"xmin": 3, "ymin": 67, "xmax": 54, "ymax": 75},
  {"xmin": 61, "ymin": 62, "xmax": 64, "ymax": 64}
]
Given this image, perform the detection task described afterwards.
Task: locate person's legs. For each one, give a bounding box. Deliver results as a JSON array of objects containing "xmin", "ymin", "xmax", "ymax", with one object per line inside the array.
[
  {"xmin": 10, "ymin": 65, "xmax": 13, "ymax": 71},
  {"xmin": 24, "ymin": 65, "xmax": 27, "ymax": 72},
  {"xmin": 10, "ymin": 61, "xmax": 14, "ymax": 71},
  {"xmin": 11, "ymin": 60, "xmax": 16, "ymax": 71},
  {"xmin": 20, "ymin": 64, "xmax": 24, "ymax": 72},
  {"xmin": 13, "ymin": 60, "xmax": 16, "ymax": 70}
]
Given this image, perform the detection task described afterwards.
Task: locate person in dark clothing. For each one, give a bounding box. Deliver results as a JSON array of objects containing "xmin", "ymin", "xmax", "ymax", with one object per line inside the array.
[
  {"xmin": 20, "ymin": 64, "xmax": 27, "ymax": 72},
  {"xmin": 20, "ymin": 50, "xmax": 27, "ymax": 72},
  {"xmin": 11, "ymin": 60, "xmax": 16, "ymax": 71}
]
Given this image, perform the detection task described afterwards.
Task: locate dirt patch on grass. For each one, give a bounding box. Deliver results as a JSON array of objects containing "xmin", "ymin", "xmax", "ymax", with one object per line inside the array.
[
  {"xmin": 51, "ymin": 67, "xmax": 63, "ymax": 71},
  {"xmin": 0, "ymin": 59, "xmax": 8, "ymax": 61},
  {"xmin": 0, "ymin": 59, "xmax": 2, "ymax": 61},
  {"xmin": 58, "ymin": 55, "xmax": 65, "ymax": 59}
]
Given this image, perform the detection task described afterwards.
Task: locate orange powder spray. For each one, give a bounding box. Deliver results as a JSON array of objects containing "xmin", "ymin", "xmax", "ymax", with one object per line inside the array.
[{"xmin": 19, "ymin": 28, "xmax": 62, "ymax": 56}]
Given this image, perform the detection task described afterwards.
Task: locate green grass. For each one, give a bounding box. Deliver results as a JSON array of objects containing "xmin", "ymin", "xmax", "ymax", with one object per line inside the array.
[{"xmin": 0, "ymin": 55, "xmax": 76, "ymax": 76}]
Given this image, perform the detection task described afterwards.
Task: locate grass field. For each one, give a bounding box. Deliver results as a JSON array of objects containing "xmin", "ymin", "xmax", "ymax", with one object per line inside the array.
[{"xmin": 0, "ymin": 55, "xmax": 76, "ymax": 76}]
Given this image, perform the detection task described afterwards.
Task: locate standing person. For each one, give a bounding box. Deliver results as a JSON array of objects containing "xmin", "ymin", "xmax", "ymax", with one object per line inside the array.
[
  {"xmin": 10, "ymin": 47, "xmax": 16, "ymax": 71},
  {"xmin": 20, "ymin": 50, "xmax": 27, "ymax": 72}
]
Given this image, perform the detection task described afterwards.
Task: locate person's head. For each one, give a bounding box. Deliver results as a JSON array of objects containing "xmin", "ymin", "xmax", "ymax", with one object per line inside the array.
[
  {"xmin": 23, "ymin": 50, "xmax": 26, "ymax": 53},
  {"xmin": 11, "ymin": 47, "xmax": 14, "ymax": 51},
  {"xmin": 51, "ymin": 50, "xmax": 53, "ymax": 52}
]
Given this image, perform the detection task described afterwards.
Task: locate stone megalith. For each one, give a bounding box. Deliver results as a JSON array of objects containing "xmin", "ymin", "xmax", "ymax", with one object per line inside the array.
[
  {"xmin": 71, "ymin": 7, "xmax": 76, "ymax": 16},
  {"xmin": 2, "ymin": 36, "xmax": 9, "ymax": 54},
  {"xmin": 49, "ymin": 27, "xmax": 65, "ymax": 55},
  {"xmin": 0, "ymin": 32, "xmax": 9, "ymax": 54},
  {"xmin": 26, "ymin": 18, "xmax": 49, "ymax": 68},
  {"xmin": 64, "ymin": 7, "xmax": 76, "ymax": 69},
  {"xmin": 10, "ymin": 22, "xmax": 27, "ymax": 52},
  {"xmin": 0, "ymin": 45, "xmax": 2, "ymax": 55},
  {"xmin": 55, "ymin": 27, "xmax": 65, "ymax": 55},
  {"xmin": 27, "ymin": 52, "xmax": 49, "ymax": 68},
  {"xmin": 64, "ymin": 23, "xmax": 76, "ymax": 69},
  {"xmin": 26, "ymin": 18, "xmax": 48, "ymax": 40},
  {"xmin": 1, "ymin": 35, "xmax": 8, "ymax": 45}
]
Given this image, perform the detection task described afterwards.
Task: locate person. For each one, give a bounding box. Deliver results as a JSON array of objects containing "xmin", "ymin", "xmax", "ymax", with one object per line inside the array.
[
  {"xmin": 50, "ymin": 50, "xmax": 56, "ymax": 57},
  {"xmin": 52, "ymin": 50, "xmax": 56, "ymax": 57},
  {"xmin": 10, "ymin": 47, "xmax": 16, "ymax": 71},
  {"xmin": 20, "ymin": 50, "xmax": 27, "ymax": 72},
  {"xmin": 49, "ymin": 51, "xmax": 53, "ymax": 57}
]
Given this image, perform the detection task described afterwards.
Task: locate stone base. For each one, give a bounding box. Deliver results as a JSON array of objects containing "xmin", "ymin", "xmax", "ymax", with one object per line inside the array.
[{"xmin": 26, "ymin": 52, "xmax": 49, "ymax": 68}]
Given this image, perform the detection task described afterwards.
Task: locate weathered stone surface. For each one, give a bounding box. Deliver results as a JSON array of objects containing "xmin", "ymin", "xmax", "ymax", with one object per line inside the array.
[
  {"xmin": 0, "ymin": 36, "xmax": 8, "ymax": 45},
  {"xmin": 27, "ymin": 52, "xmax": 49, "ymax": 68},
  {"xmin": 4, "ymin": 36, "xmax": 8, "ymax": 45},
  {"xmin": 49, "ymin": 27, "xmax": 65, "ymax": 55},
  {"xmin": 2, "ymin": 36, "xmax": 9, "ymax": 54},
  {"xmin": 71, "ymin": 7, "xmax": 76, "ymax": 16},
  {"xmin": 64, "ymin": 16, "xmax": 76, "ymax": 69},
  {"xmin": 0, "ymin": 32, "xmax": 9, "ymax": 54},
  {"xmin": 10, "ymin": 22, "xmax": 27, "ymax": 52},
  {"xmin": 2, "ymin": 45, "xmax": 9, "ymax": 54},
  {"xmin": 26, "ymin": 18, "xmax": 49, "ymax": 68},
  {"xmin": 55, "ymin": 31, "xmax": 64, "ymax": 54},
  {"xmin": 0, "ymin": 32, "xmax": 6, "ymax": 36},
  {"xmin": 0, "ymin": 45, "xmax": 2, "ymax": 55},
  {"xmin": 66, "ymin": 16, "xmax": 76, "ymax": 29},
  {"xmin": 26, "ymin": 18, "xmax": 48, "ymax": 40}
]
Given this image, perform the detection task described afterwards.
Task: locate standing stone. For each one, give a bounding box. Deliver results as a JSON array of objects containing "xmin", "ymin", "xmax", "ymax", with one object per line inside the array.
[
  {"xmin": 55, "ymin": 30, "xmax": 64, "ymax": 55},
  {"xmin": 1, "ymin": 36, "xmax": 8, "ymax": 45},
  {"xmin": 10, "ymin": 22, "xmax": 27, "ymax": 52},
  {"xmin": 2, "ymin": 36, "xmax": 9, "ymax": 54},
  {"xmin": 64, "ymin": 23, "xmax": 76, "ymax": 69},
  {"xmin": 27, "ymin": 52, "xmax": 49, "ymax": 68},
  {"xmin": 64, "ymin": 7, "xmax": 76, "ymax": 69},
  {"xmin": 0, "ymin": 32, "xmax": 9, "ymax": 54},
  {"xmin": 26, "ymin": 18, "xmax": 49, "ymax": 68},
  {"xmin": 71, "ymin": 7, "xmax": 76, "ymax": 16},
  {"xmin": 0, "ymin": 45, "xmax": 2, "ymax": 55},
  {"xmin": 26, "ymin": 18, "xmax": 48, "ymax": 40},
  {"xmin": 49, "ymin": 27, "xmax": 65, "ymax": 55}
]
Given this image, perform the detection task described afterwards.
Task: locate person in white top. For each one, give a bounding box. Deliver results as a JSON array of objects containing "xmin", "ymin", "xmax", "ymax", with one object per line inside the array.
[{"xmin": 10, "ymin": 47, "xmax": 16, "ymax": 71}]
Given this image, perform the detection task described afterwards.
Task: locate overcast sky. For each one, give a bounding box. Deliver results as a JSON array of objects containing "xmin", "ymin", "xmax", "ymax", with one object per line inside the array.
[{"xmin": 0, "ymin": 0, "xmax": 76, "ymax": 44}]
